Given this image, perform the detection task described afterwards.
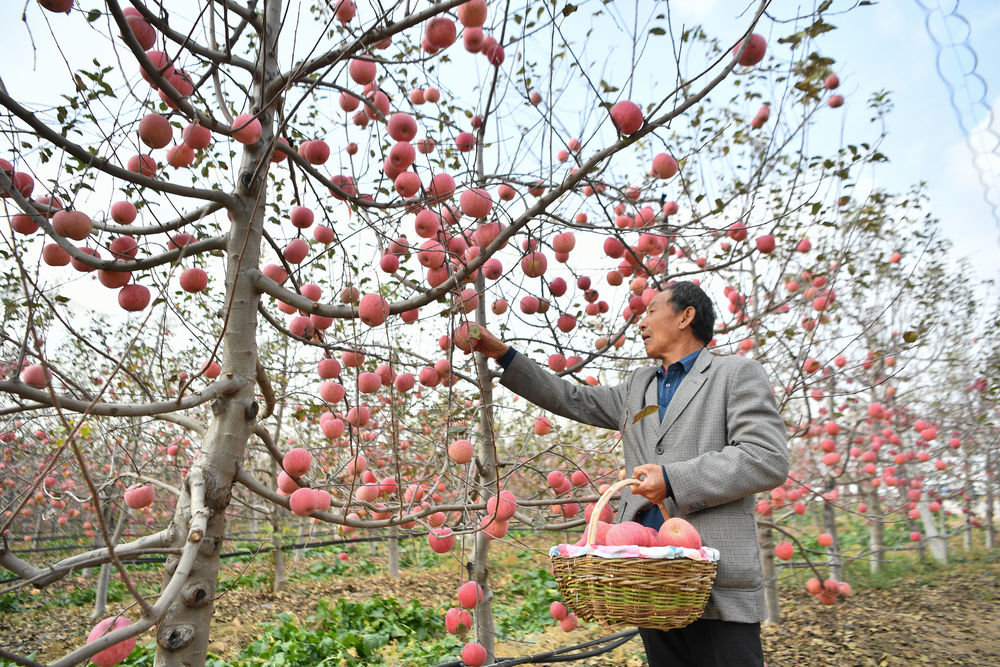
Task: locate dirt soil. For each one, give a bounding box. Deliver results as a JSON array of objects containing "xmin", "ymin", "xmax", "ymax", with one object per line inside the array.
[{"xmin": 2, "ymin": 544, "xmax": 998, "ymax": 666}]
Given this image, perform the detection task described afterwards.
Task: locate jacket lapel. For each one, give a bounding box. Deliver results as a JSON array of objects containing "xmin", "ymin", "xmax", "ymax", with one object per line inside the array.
[{"xmin": 656, "ymin": 348, "xmax": 711, "ymax": 438}]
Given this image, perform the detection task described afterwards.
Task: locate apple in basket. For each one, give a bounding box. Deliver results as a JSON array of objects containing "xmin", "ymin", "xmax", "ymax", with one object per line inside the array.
[
  {"xmin": 574, "ymin": 520, "xmax": 612, "ymax": 546},
  {"xmin": 658, "ymin": 517, "xmax": 702, "ymax": 549},
  {"xmin": 606, "ymin": 521, "xmax": 655, "ymax": 547}
]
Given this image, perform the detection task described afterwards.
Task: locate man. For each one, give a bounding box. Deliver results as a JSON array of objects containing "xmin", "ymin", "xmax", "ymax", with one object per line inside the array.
[{"xmin": 469, "ymin": 281, "xmax": 788, "ymax": 666}]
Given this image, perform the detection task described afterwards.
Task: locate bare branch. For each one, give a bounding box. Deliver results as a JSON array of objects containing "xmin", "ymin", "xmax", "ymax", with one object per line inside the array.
[
  {"xmin": 89, "ymin": 201, "xmax": 225, "ymax": 235},
  {"xmin": 0, "ymin": 375, "xmax": 249, "ymax": 418},
  {"xmin": 0, "ymin": 529, "xmax": 174, "ymax": 590},
  {"xmin": 124, "ymin": 0, "xmax": 256, "ymax": 71}
]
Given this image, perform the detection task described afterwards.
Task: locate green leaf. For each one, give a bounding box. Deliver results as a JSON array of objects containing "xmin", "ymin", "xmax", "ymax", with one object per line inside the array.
[
  {"xmin": 902, "ymin": 331, "xmax": 918, "ymax": 344},
  {"xmin": 649, "ymin": 27, "xmax": 666, "ymax": 36},
  {"xmin": 562, "ymin": 3, "xmax": 578, "ymax": 18}
]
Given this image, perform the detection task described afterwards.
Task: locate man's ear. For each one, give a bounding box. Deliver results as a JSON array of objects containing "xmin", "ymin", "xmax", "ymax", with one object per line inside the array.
[{"xmin": 679, "ymin": 306, "xmax": 696, "ymax": 329}]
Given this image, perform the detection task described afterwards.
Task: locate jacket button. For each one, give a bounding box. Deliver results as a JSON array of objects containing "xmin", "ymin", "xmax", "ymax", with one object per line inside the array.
[{"xmin": 655, "ymin": 445, "xmax": 664, "ymax": 455}]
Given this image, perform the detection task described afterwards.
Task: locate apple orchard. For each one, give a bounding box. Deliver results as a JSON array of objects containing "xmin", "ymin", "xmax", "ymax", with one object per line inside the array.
[{"xmin": 0, "ymin": 0, "xmax": 997, "ymax": 666}]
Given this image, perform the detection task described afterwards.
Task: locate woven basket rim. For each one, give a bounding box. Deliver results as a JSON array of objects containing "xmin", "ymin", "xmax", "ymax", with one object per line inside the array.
[{"xmin": 549, "ymin": 478, "xmax": 717, "ymax": 632}]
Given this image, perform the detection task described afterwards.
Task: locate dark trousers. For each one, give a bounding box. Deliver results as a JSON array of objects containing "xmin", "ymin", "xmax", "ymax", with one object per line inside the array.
[{"xmin": 638, "ymin": 619, "xmax": 763, "ymax": 666}]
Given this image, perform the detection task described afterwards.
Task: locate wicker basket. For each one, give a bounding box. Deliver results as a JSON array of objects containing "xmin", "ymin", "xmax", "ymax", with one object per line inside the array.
[{"xmin": 550, "ymin": 478, "xmax": 717, "ymax": 631}]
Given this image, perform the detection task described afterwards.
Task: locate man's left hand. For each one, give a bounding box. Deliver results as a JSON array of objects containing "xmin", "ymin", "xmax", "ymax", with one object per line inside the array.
[{"xmin": 631, "ymin": 464, "xmax": 667, "ymax": 504}]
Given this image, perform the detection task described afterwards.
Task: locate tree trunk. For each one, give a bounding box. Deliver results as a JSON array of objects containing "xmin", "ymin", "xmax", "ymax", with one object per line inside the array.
[
  {"xmin": 867, "ymin": 488, "xmax": 884, "ymax": 573},
  {"xmin": 470, "ymin": 274, "xmax": 498, "ymax": 660},
  {"xmin": 151, "ymin": 3, "xmax": 276, "ymax": 660},
  {"xmin": 387, "ymin": 526, "xmax": 400, "ymax": 578},
  {"xmin": 268, "ymin": 343, "xmax": 290, "ymax": 593},
  {"xmin": 986, "ymin": 445, "xmax": 996, "ymax": 550},
  {"xmin": 963, "ymin": 445, "xmax": 974, "ymax": 551},
  {"xmin": 918, "ymin": 502, "xmax": 947, "ymax": 564},
  {"xmin": 822, "ymin": 480, "xmax": 843, "ymax": 581},
  {"xmin": 270, "ymin": 458, "xmax": 286, "ymax": 594},
  {"xmin": 93, "ymin": 506, "xmax": 128, "ymax": 619},
  {"xmin": 293, "ymin": 520, "xmax": 308, "ymax": 564},
  {"xmin": 758, "ymin": 520, "xmax": 781, "ymax": 624},
  {"xmin": 471, "ymin": 532, "xmax": 495, "ymax": 661}
]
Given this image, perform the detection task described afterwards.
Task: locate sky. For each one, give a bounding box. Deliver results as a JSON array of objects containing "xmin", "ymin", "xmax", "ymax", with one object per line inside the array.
[
  {"xmin": 822, "ymin": 0, "xmax": 1000, "ymax": 284},
  {"xmin": 738, "ymin": 0, "xmax": 1000, "ymax": 284},
  {"xmin": 648, "ymin": 0, "xmax": 1000, "ymax": 288},
  {"xmin": 2, "ymin": 0, "xmax": 998, "ymax": 316}
]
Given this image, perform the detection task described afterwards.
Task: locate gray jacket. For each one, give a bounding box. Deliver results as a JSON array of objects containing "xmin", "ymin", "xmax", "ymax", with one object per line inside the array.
[{"xmin": 500, "ymin": 347, "xmax": 789, "ymax": 623}]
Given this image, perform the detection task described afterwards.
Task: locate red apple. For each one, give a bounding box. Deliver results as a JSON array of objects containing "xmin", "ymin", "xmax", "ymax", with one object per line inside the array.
[
  {"xmin": 733, "ymin": 33, "xmax": 767, "ymax": 66},
  {"xmin": 658, "ymin": 517, "xmax": 702, "ymax": 549},
  {"xmin": 86, "ymin": 616, "xmax": 136, "ymax": 667},
  {"xmin": 445, "ymin": 607, "xmax": 473, "ymax": 636},
  {"xmin": 457, "ymin": 580, "xmax": 482, "ymax": 609},
  {"xmin": 461, "ymin": 642, "xmax": 487, "ymax": 667},
  {"xmin": 123, "ymin": 485, "xmax": 154, "ymax": 509},
  {"xmin": 610, "ymin": 100, "xmax": 643, "ymax": 135}
]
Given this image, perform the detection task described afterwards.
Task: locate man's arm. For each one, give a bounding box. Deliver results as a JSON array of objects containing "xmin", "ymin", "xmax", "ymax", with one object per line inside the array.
[
  {"xmin": 663, "ymin": 359, "xmax": 789, "ymax": 515},
  {"xmin": 469, "ymin": 325, "xmax": 627, "ymax": 431}
]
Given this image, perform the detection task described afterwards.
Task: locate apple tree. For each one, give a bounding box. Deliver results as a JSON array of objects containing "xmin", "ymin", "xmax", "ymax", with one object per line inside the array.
[{"xmin": 0, "ymin": 0, "xmax": 955, "ymax": 664}]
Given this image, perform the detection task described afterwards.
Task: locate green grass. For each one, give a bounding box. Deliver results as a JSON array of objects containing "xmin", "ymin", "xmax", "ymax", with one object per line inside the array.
[
  {"xmin": 0, "ymin": 593, "xmax": 25, "ymax": 612},
  {"xmin": 49, "ymin": 578, "xmax": 129, "ymax": 607},
  {"xmin": 114, "ymin": 595, "xmax": 458, "ymax": 666},
  {"xmin": 494, "ymin": 564, "xmax": 561, "ymax": 637},
  {"xmin": 842, "ymin": 552, "xmax": 945, "ymax": 589}
]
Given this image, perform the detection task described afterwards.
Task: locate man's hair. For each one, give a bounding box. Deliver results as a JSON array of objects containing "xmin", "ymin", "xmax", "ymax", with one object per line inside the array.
[{"xmin": 665, "ymin": 281, "xmax": 716, "ymax": 345}]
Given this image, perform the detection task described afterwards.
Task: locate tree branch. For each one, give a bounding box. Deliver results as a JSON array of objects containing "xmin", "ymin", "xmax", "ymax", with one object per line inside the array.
[
  {"xmin": 274, "ymin": 0, "xmax": 469, "ymax": 91},
  {"xmin": 89, "ymin": 202, "xmax": 225, "ymax": 235},
  {"xmin": 0, "ymin": 88, "xmax": 235, "ymax": 205},
  {"xmin": 0, "ymin": 529, "xmax": 175, "ymax": 590},
  {"xmin": 123, "ymin": 0, "xmax": 256, "ymax": 71},
  {"xmin": 0, "ymin": 375, "xmax": 249, "ymax": 418}
]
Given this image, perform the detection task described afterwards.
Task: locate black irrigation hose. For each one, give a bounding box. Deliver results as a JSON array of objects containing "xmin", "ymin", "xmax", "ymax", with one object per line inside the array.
[
  {"xmin": 5, "ymin": 528, "xmax": 349, "ymax": 555},
  {"xmin": 0, "ymin": 531, "xmax": 427, "ymax": 586},
  {"xmin": 435, "ymin": 629, "xmax": 640, "ymax": 667}
]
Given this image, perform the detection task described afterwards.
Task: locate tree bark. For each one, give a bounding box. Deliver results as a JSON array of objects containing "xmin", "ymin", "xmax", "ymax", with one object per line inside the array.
[
  {"xmin": 918, "ymin": 502, "xmax": 947, "ymax": 564},
  {"xmin": 388, "ymin": 526, "xmax": 400, "ymax": 578},
  {"xmin": 986, "ymin": 445, "xmax": 996, "ymax": 550},
  {"xmin": 151, "ymin": 2, "xmax": 277, "ymax": 661},
  {"xmin": 270, "ymin": 458, "xmax": 286, "ymax": 594},
  {"xmin": 822, "ymin": 479, "xmax": 843, "ymax": 581},
  {"xmin": 471, "ymin": 274, "xmax": 498, "ymax": 660},
  {"xmin": 758, "ymin": 520, "xmax": 781, "ymax": 624},
  {"xmin": 867, "ymin": 487, "xmax": 884, "ymax": 574},
  {"xmin": 93, "ymin": 506, "xmax": 127, "ymax": 619}
]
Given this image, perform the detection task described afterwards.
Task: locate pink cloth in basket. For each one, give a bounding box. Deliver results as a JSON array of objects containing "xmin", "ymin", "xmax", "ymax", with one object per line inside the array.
[{"xmin": 550, "ymin": 543, "xmax": 720, "ymax": 561}]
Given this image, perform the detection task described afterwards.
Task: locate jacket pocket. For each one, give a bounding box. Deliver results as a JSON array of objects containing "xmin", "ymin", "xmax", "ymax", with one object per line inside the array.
[{"xmin": 693, "ymin": 511, "xmax": 763, "ymax": 591}]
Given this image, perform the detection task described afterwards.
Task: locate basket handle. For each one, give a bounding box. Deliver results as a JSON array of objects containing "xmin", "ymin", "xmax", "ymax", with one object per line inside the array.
[{"xmin": 584, "ymin": 477, "xmax": 671, "ymax": 546}]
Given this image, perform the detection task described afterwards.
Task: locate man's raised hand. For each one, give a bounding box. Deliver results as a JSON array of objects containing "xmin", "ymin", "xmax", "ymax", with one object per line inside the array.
[{"xmin": 465, "ymin": 323, "xmax": 510, "ymax": 359}]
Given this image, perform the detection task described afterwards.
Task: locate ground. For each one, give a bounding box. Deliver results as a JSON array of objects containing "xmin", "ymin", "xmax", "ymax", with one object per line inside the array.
[{"xmin": 1, "ymin": 535, "xmax": 997, "ymax": 666}]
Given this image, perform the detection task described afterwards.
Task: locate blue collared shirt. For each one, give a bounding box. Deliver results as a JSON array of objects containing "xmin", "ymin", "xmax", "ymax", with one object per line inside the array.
[
  {"xmin": 656, "ymin": 349, "xmax": 702, "ymax": 421},
  {"xmin": 639, "ymin": 348, "xmax": 701, "ymax": 529}
]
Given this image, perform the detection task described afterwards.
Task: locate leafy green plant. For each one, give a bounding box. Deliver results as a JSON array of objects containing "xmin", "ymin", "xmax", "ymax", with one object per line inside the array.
[
  {"xmin": 50, "ymin": 579, "xmax": 128, "ymax": 608},
  {"xmin": 494, "ymin": 566, "xmax": 561, "ymax": 636},
  {"xmin": 232, "ymin": 595, "xmax": 450, "ymax": 666},
  {"xmin": 0, "ymin": 593, "xmax": 24, "ymax": 612},
  {"xmin": 119, "ymin": 641, "xmax": 228, "ymax": 666}
]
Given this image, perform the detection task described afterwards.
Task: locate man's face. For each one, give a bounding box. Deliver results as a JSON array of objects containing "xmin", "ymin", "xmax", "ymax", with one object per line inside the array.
[{"xmin": 638, "ymin": 290, "xmax": 687, "ymax": 361}]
